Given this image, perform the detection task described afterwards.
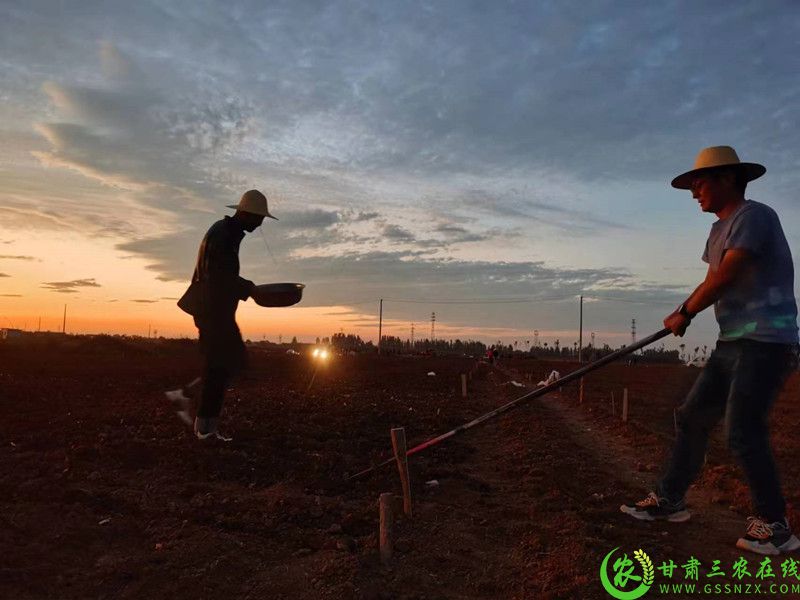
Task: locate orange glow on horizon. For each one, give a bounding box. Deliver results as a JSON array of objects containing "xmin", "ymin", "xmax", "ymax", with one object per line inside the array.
[{"xmin": 0, "ymin": 293, "xmax": 631, "ymax": 346}]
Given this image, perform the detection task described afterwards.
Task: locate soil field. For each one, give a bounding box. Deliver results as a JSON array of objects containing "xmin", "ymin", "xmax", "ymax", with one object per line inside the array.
[{"xmin": 2, "ymin": 336, "xmax": 800, "ymax": 599}]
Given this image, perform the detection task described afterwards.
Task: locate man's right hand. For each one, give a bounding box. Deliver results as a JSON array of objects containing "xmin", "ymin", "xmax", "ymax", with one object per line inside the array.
[{"xmin": 663, "ymin": 310, "xmax": 691, "ymax": 336}]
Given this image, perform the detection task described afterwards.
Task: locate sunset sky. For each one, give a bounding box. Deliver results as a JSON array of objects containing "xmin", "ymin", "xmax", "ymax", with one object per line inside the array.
[{"xmin": 1, "ymin": 1, "xmax": 798, "ymax": 352}]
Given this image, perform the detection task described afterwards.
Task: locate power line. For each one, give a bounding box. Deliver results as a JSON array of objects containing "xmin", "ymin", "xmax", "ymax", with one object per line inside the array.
[
  {"xmin": 278, "ymin": 293, "xmax": 681, "ymax": 308},
  {"xmin": 381, "ymin": 294, "xmax": 680, "ymax": 306},
  {"xmin": 382, "ymin": 294, "xmax": 576, "ymax": 305},
  {"xmin": 583, "ymin": 294, "xmax": 679, "ymax": 306}
]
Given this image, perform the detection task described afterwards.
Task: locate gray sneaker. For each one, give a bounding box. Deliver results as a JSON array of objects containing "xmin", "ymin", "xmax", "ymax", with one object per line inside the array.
[
  {"xmin": 194, "ymin": 416, "xmax": 232, "ymax": 442},
  {"xmin": 195, "ymin": 430, "xmax": 233, "ymax": 442},
  {"xmin": 620, "ymin": 492, "xmax": 691, "ymax": 523},
  {"xmin": 736, "ymin": 517, "xmax": 800, "ymax": 556}
]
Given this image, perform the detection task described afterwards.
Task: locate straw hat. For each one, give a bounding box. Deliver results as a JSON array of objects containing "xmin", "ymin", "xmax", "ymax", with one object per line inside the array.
[
  {"xmin": 671, "ymin": 146, "xmax": 765, "ymax": 190},
  {"xmin": 227, "ymin": 189, "xmax": 278, "ymax": 219}
]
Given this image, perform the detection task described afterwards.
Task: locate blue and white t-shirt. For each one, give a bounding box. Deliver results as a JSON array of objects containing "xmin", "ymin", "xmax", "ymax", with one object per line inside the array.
[{"xmin": 703, "ymin": 200, "xmax": 798, "ymax": 344}]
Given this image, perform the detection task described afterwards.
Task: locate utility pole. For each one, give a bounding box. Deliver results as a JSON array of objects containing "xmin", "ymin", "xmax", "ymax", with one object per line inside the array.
[
  {"xmin": 410, "ymin": 322, "xmax": 415, "ymax": 347},
  {"xmin": 578, "ymin": 295, "xmax": 583, "ymax": 363},
  {"xmin": 533, "ymin": 330, "xmax": 539, "ymax": 349},
  {"xmin": 430, "ymin": 312, "xmax": 436, "ymax": 341},
  {"xmin": 62, "ymin": 304, "xmax": 66, "ymax": 334},
  {"xmin": 378, "ymin": 298, "xmax": 383, "ymax": 355},
  {"xmin": 631, "ymin": 318, "xmax": 637, "ymax": 346},
  {"xmin": 38, "ymin": 317, "xmax": 41, "ymax": 332}
]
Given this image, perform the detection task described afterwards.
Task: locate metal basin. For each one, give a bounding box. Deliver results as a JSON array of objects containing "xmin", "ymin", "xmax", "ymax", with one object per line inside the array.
[{"xmin": 252, "ymin": 283, "xmax": 305, "ymax": 307}]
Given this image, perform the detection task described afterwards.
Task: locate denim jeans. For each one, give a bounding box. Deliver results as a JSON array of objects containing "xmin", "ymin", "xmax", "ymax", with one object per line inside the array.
[{"xmin": 658, "ymin": 339, "xmax": 798, "ymax": 521}]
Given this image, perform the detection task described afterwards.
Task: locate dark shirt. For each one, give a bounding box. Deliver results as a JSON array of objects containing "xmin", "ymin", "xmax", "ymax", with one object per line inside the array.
[{"xmin": 192, "ymin": 216, "xmax": 253, "ymax": 328}]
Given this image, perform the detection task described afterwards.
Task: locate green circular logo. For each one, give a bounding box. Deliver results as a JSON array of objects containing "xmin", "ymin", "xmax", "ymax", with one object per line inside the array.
[{"xmin": 600, "ymin": 547, "xmax": 654, "ymax": 599}]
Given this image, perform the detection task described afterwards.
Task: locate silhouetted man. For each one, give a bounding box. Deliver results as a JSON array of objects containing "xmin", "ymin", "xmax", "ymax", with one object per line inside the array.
[
  {"xmin": 621, "ymin": 146, "xmax": 799, "ymax": 556},
  {"xmin": 167, "ymin": 190, "xmax": 277, "ymax": 441}
]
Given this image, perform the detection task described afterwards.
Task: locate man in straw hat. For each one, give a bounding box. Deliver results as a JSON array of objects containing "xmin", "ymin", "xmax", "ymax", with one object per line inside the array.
[
  {"xmin": 166, "ymin": 190, "xmax": 278, "ymax": 441},
  {"xmin": 620, "ymin": 146, "xmax": 799, "ymax": 555}
]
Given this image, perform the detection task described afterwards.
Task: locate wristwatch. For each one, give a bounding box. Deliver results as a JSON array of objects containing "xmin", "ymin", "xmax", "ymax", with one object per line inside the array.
[{"xmin": 678, "ymin": 303, "xmax": 696, "ymax": 320}]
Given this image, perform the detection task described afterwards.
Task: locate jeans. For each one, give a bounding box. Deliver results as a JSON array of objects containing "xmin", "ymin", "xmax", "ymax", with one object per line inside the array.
[
  {"xmin": 196, "ymin": 322, "xmax": 246, "ymax": 420},
  {"xmin": 658, "ymin": 339, "xmax": 798, "ymax": 521}
]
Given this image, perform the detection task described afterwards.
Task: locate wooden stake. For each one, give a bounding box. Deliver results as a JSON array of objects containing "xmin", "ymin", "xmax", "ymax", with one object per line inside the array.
[
  {"xmin": 391, "ymin": 427, "xmax": 412, "ymax": 517},
  {"xmin": 579, "ymin": 377, "xmax": 584, "ymax": 404},
  {"xmin": 379, "ymin": 492, "xmax": 393, "ymax": 566},
  {"xmin": 461, "ymin": 374, "xmax": 467, "ymax": 398},
  {"xmin": 622, "ymin": 388, "xmax": 629, "ymax": 422}
]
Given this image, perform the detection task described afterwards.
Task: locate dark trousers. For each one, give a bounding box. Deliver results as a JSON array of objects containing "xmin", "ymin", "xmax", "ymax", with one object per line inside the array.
[
  {"xmin": 658, "ymin": 340, "xmax": 797, "ymax": 521},
  {"xmin": 195, "ymin": 321, "xmax": 246, "ymax": 419}
]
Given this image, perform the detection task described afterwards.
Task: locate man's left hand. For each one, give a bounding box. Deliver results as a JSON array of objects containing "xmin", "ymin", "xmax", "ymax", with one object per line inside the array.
[{"xmin": 664, "ymin": 311, "xmax": 691, "ymax": 336}]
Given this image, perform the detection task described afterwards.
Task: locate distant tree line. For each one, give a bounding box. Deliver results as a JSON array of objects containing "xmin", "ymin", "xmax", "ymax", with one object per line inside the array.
[
  {"xmin": 527, "ymin": 340, "xmax": 682, "ymax": 364},
  {"xmin": 332, "ymin": 334, "xmax": 681, "ymax": 363},
  {"xmin": 376, "ymin": 335, "xmax": 488, "ymax": 356},
  {"xmin": 252, "ymin": 330, "xmax": 685, "ymax": 364}
]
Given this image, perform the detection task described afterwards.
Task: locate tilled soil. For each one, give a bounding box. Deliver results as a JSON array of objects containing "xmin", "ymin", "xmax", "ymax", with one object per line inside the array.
[{"xmin": 2, "ymin": 337, "xmax": 799, "ymax": 599}]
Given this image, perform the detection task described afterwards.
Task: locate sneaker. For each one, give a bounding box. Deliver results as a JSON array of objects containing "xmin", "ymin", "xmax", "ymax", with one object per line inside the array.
[
  {"xmin": 195, "ymin": 430, "xmax": 233, "ymax": 442},
  {"xmin": 164, "ymin": 388, "xmax": 190, "ymax": 402},
  {"xmin": 164, "ymin": 389, "xmax": 192, "ymax": 426},
  {"xmin": 736, "ymin": 517, "xmax": 800, "ymax": 556},
  {"xmin": 620, "ymin": 492, "xmax": 691, "ymax": 522},
  {"xmin": 193, "ymin": 416, "xmax": 232, "ymax": 442}
]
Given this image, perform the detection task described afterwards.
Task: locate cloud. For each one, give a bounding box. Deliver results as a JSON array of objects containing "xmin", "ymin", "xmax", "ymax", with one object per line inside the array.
[
  {"xmin": 354, "ymin": 211, "xmax": 380, "ymax": 222},
  {"xmin": 381, "ymin": 224, "xmax": 417, "ymax": 243},
  {"xmin": 433, "ymin": 222, "xmax": 498, "ymax": 244},
  {"xmin": 457, "ymin": 188, "xmax": 630, "ymax": 235},
  {"xmin": 28, "ymin": 41, "xmax": 258, "ymax": 248},
  {"xmin": 435, "ymin": 224, "xmax": 469, "ymax": 236},
  {"xmin": 131, "ymin": 299, "xmax": 158, "ymax": 303},
  {"xmin": 0, "ymin": 255, "xmax": 38, "ymax": 261},
  {"xmin": 34, "ymin": 45, "xmax": 255, "ymax": 197},
  {"xmin": 4, "ymin": 4, "xmax": 795, "ymax": 350},
  {"xmin": 0, "ymin": 294, "xmax": 22, "ymax": 297},
  {"xmin": 275, "ymin": 249, "xmax": 682, "ymax": 303},
  {"xmin": 13, "ymin": 4, "xmax": 800, "ymax": 196},
  {"xmin": 279, "ymin": 209, "xmax": 340, "ymax": 230},
  {"xmin": 0, "ymin": 273, "xmax": 8, "ymax": 277},
  {"xmin": 40, "ymin": 278, "xmax": 101, "ymax": 293}
]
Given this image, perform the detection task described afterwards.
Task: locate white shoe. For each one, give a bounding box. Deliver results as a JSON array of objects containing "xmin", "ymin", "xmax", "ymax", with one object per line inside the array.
[
  {"xmin": 164, "ymin": 389, "xmax": 189, "ymax": 402},
  {"xmin": 195, "ymin": 430, "xmax": 233, "ymax": 442},
  {"xmin": 164, "ymin": 389, "xmax": 192, "ymax": 426}
]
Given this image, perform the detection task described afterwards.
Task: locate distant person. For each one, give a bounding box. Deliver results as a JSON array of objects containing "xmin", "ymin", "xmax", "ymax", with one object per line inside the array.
[
  {"xmin": 165, "ymin": 190, "xmax": 278, "ymax": 441},
  {"xmin": 621, "ymin": 146, "xmax": 799, "ymax": 556}
]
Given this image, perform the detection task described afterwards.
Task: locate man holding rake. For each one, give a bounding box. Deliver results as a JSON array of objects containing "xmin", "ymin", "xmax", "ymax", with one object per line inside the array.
[{"xmin": 621, "ymin": 146, "xmax": 800, "ymax": 556}]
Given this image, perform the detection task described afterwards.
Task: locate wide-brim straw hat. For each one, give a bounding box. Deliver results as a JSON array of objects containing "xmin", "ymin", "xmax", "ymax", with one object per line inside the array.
[
  {"xmin": 671, "ymin": 146, "xmax": 765, "ymax": 190},
  {"xmin": 227, "ymin": 189, "xmax": 279, "ymax": 219}
]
